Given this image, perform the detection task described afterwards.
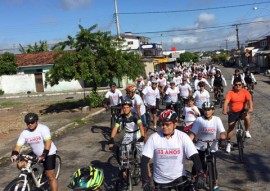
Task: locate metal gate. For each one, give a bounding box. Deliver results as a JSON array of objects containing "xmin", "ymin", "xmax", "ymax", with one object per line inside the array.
[{"xmin": 34, "ymin": 73, "xmax": 44, "ymax": 92}]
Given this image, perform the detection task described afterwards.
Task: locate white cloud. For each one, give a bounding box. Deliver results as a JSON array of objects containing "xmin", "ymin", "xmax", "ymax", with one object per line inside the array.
[
  {"xmin": 194, "ymin": 13, "xmax": 216, "ymax": 27},
  {"xmin": 171, "ymin": 36, "xmax": 198, "ymax": 44},
  {"xmin": 59, "ymin": 0, "xmax": 93, "ymax": 10}
]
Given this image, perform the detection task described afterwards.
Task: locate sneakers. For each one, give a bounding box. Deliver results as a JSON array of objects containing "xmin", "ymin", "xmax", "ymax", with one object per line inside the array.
[
  {"xmin": 245, "ymin": 131, "xmax": 252, "ymax": 138},
  {"xmin": 226, "ymin": 143, "xmax": 231, "ymax": 153},
  {"xmin": 214, "ymin": 186, "xmax": 221, "ymax": 191}
]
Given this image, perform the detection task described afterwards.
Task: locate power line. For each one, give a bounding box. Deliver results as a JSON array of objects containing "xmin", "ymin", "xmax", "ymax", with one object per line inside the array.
[{"xmin": 118, "ymin": 1, "xmax": 270, "ymax": 15}]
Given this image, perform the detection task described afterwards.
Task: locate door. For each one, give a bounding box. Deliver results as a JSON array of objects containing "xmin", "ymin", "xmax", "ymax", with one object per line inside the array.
[{"xmin": 35, "ymin": 73, "xmax": 44, "ymax": 92}]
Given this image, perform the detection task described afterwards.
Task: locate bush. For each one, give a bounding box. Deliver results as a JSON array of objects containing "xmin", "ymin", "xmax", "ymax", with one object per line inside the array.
[
  {"xmin": 0, "ymin": 89, "xmax": 4, "ymax": 95},
  {"xmin": 85, "ymin": 91, "xmax": 105, "ymax": 108}
]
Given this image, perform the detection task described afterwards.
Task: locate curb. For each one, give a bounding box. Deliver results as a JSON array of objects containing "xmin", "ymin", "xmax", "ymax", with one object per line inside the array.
[{"xmin": 0, "ymin": 107, "xmax": 106, "ymax": 161}]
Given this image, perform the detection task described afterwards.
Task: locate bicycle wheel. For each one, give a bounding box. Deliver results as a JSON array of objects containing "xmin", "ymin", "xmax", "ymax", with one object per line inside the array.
[
  {"xmin": 55, "ymin": 155, "xmax": 61, "ymax": 179},
  {"xmin": 237, "ymin": 130, "xmax": 244, "ymax": 163},
  {"xmin": 127, "ymin": 170, "xmax": 133, "ymax": 191},
  {"xmin": 145, "ymin": 112, "xmax": 151, "ymax": 129},
  {"xmin": 111, "ymin": 113, "xmax": 116, "ymax": 130},
  {"xmin": 206, "ymin": 162, "xmax": 214, "ymax": 191},
  {"xmin": 4, "ymin": 177, "xmax": 31, "ymax": 191}
]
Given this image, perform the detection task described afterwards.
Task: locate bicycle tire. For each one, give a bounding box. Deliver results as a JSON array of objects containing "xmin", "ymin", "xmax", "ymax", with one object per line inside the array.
[
  {"xmin": 237, "ymin": 131, "xmax": 244, "ymax": 163},
  {"xmin": 127, "ymin": 170, "xmax": 133, "ymax": 191},
  {"xmin": 206, "ymin": 162, "xmax": 214, "ymax": 191},
  {"xmin": 111, "ymin": 113, "xmax": 116, "ymax": 130},
  {"xmin": 146, "ymin": 112, "xmax": 151, "ymax": 128},
  {"xmin": 4, "ymin": 177, "xmax": 31, "ymax": 191}
]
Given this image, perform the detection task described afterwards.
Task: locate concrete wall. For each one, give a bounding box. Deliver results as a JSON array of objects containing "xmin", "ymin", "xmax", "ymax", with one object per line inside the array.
[{"xmin": 0, "ymin": 74, "xmax": 83, "ymax": 94}]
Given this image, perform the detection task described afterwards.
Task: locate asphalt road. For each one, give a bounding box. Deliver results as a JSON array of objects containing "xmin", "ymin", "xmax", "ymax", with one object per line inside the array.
[{"xmin": 0, "ymin": 65, "xmax": 270, "ymax": 191}]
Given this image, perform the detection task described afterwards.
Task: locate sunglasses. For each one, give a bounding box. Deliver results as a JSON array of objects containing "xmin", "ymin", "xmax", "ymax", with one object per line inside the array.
[
  {"xmin": 162, "ymin": 122, "xmax": 173, "ymax": 126},
  {"xmin": 234, "ymin": 83, "xmax": 242, "ymax": 86},
  {"xmin": 199, "ymin": 85, "xmax": 204, "ymax": 87},
  {"xmin": 26, "ymin": 121, "xmax": 36, "ymax": 125}
]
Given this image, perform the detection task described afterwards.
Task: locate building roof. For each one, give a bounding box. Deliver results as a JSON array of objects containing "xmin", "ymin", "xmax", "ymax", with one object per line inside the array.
[{"xmin": 16, "ymin": 51, "xmax": 56, "ymax": 67}]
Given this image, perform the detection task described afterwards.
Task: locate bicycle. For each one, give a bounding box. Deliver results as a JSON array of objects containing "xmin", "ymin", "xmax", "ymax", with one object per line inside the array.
[
  {"xmin": 145, "ymin": 104, "xmax": 158, "ymax": 132},
  {"xmin": 4, "ymin": 154, "xmax": 61, "ymax": 191},
  {"xmin": 114, "ymin": 139, "xmax": 141, "ymax": 191},
  {"xmin": 234, "ymin": 112, "xmax": 246, "ymax": 163},
  {"xmin": 110, "ymin": 105, "xmax": 122, "ymax": 132},
  {"xmin": 166, "ymin": 101, "xmax": 182, "ymax": 122},
  {"xmin": 196, "ymin": 139, "xmax": 218, "ymax": 191},
  {"xmin": 215, "ymin": 87, "xmax": 224, "ymax": 108},
  {"xmin": 246, "ymin": 83, "xmax": 254, "ymax": 101}
]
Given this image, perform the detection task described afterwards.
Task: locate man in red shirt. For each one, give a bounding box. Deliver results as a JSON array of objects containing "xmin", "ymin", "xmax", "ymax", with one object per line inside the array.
[{"xmin": 222, "ymin": 79, "xmax": 253, "ymax": 153}]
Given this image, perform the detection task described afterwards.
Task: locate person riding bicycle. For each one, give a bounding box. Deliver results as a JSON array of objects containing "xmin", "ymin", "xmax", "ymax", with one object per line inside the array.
[
  {"xmin": 108, "ymin": 100, "xmax": 145, "ymax": 162},
  {"xmin": 189, "ymin": 102, "xmax": 227, "ymax": 191},
  {"xmin": 193, "ymin": 81, "xmax": 210, "ymax": 115},
  {"xmin": 157, "ymin": 73, "xmax": 167, "ymax": 95},
  {"xmin": 10, "ymin": 113, "xmax": 58, "ymax": 191},
  {"xmin": 166, "ymin": 73, "xmax": 174, "ymax": 88},
  {"xmin": 211, "ymin": 70, "xmax": 227, "ymax": 102},
  {"xmin": 68, "ymin": 166, "xmax": 104, "ymax": 191},
  {"xmin": 165, "ymin": 80, "xmax": 180, "ymax": 113},
  {"xmin": 147, "ymin": 74, "xmax": 156, "ymax": 86},
  {"xmin": 141, "ymin": 109, "xmax": 205, "ymax": 191},
  {"xmin": 124, "ymin": 85, "xmax": 147, "ymax": 129},
  {"xmin": 142, "ymin": 79, "xmax": 160, "ymax": 130},
  {"xmin": 178, "ymin": 77, "xmax": 193, "ymax": 106},
  {"xmin": 103, "ymin": 82, "xmax": 124, "ymax": 110},
  {"xmin": 243, "ymin": 68, "xmax": 257, "ymax": 91},
  {"xmin": 182, "ymin": 96, "xmax": 200, "ymax": 133},
  {"xmin": 194, "ymin": 73, "xmax": 212, "ymax": 91},
  {"xmin": 173, "ymin": 72, "xmax": 182, "ymax": 86},
  {"xmin": 223, "ymin": 79, "xmax": 253, "ymax": 153},
  {"xmin": 231, "ymin": 69, "xmax": 244, "ymax": 86},
  {"xmin": 135, "ymin": 76, "xmax": 145, "ymax": 97}
]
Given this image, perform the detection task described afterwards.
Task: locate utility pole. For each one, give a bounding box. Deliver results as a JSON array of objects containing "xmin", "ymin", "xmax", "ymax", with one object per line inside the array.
[
  {"xmin": 225, "ymin": 39, "xmax": 228, "ymax": 50},
  {"xmin": 114, "ymin": 0, "xmax": 121, "ymax": 38},
  {"xmin": 233, "ymin": 24, "xmax": 240, "ymax": 50}
]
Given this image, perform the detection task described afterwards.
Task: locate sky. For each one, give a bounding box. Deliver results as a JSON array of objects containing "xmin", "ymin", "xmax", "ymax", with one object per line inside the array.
[{"xmin": 1, "ymin": 0, "xmax": 270, "ymax": 53}]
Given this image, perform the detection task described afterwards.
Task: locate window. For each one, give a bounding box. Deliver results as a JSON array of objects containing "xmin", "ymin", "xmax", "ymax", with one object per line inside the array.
[{"xmin": 127, "ymin": 41, "xmax": 133, "ymax": 45}]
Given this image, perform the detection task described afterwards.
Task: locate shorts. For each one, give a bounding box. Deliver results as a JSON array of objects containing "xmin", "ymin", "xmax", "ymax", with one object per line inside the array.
[
  {"xmin": 43, "ymin": 154, "xmax": 56, "ymax": 170},
  {"xmin": 228, "ymin": 110, "xmax": 245, "ymax": 123},
  {"xmin": 147, "ymin": 106, "xmax": 157, "ymax": 115}
]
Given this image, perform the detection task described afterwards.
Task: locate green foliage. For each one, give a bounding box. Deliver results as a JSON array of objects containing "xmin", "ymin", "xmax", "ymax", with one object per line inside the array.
[
  {"xmin": 177, "ymin": 52, "xmax": 199, "ymax": 63},
  {"xmin": 19, "ymin": 41, "xmax": 49, "ymax": 54},
  {"xmin": 0, "ymin": 52, "xmax": 17, "ymax": 76},
  {"xmin": 85, "ymin": 91, "xmax": 105, "ymax": 108},
  {"xmin": 46, "ymin": 24, "xmax": 144, "ymax": 91},
  {"xmin": 0, "ymin": 89, "xmax": 4, "ymax": 95}
]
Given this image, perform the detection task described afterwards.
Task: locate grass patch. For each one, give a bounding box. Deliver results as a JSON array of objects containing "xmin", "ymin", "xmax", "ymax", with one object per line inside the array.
[{"xmin": 0, "ymin": 101, "xmax": 23, "ymax": 108}]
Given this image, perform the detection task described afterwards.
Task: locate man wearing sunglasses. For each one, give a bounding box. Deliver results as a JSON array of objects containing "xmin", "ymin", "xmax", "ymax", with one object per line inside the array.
[
  {"xmin": 10, "ymin": 112, "xmax": 58, "ymax": 191},
  {"xmin": 141, "ymin": 110, "xmax": 205, "ymax": 191},
  {"xmin": 223, "ymin": 79, "xmax": 253, "ymax": 153}
]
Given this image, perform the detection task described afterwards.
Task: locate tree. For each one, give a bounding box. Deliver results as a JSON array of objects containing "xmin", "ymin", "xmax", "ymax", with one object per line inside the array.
[
  {"xmin": 177, "ymin": 52, "xmax": 199, "ymax": 64},
  {"xmin": 0, "ymin": 52, "xmax": 17, "ymax": 76},
  {"xmin": 46, "ymin": 24, "xmax": 144, "ymax": 91},
  {"xmin": 19, "ymin": 40, "xmax": 49, "ymax": 54}
]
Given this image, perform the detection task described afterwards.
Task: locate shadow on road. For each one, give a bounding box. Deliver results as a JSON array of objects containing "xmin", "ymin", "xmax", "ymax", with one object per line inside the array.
[
  {"xmin": 40, "ymin": 100, "xmax": 87, "ymax": 114},
  {"xmin": 91, "ymin": 125, "xmax": 111, "ymax": 141}
]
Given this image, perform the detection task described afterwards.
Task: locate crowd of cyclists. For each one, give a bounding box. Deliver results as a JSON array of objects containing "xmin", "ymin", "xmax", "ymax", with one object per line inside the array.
[{"xmin": 8, "ymin": 62, "xmax": 257, "ymax": 191}]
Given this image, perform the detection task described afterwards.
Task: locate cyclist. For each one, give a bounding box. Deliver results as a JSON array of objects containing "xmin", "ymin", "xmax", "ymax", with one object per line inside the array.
[
  {"xmin": 142, "ymin": 79, "xmax": 160, "ymax": 130},
  {"xmin": 231, "ymin": 69, "xmax": 244, "ymax": 86},
  {"xmin": 68, "ymin": 166, "xmax": 104, "ymax": 191},
  {"xmin": 135, "ymin": 76, "xmax": 145, "ymax": 97},
  {"xmin": 141, "ymin": 110, "xmax": 205, "ymax": 191},
  {"xmin": 108, "ymin": 100, "xmax": 145, "ymax": 161},
  {"xmin": 243, "ymin": 68, "xmax": 257, "ymax": 90},
  {"xmin": 193, "ymin": 81, "xmax": 210, "ymax": 115},
  {"xmin": 157, "ymin": 73, "xmax": 167, "ymax": 95},
  {"xmin": 173, "ymin": 72, "xmax": 182, "ymax": 86},
  {"xmin": 165, "ymin": 81, "xmax": 180, "ymax": 113},
  {"xmin": 179, "ymin": 77, "xmax": 193, "ymax": 106},
  {"xmin": 194, "ymin": 73, "xmax": 212, "ymax": 91},
  {"xmin": 211, "ymin": 70, "xmax": 227, "ymax": 102},
  {"xmin": 189, "ymin": 102, "xmax": 227, "ymax": 191},
  {"xmin": 223, "ymin": 79, "xmax": 253, "ymax": 153},
  {"xmin": 103, "ymin": 82, "xmax": 124, "ymax": 110},
  {"xmin": 147, "ymin": 74, "xmax": 156, "ymax": 86},
  {"xmin": 10, "ymin": 113, "xmax": 58, "ymax": 191},
  {"xmin": 124, "ymin": 85, "xmax": 147, "ymax": 129},
  {"xmin": 166, "ymin": 73, "xmax": 174, "ymax": 88},
  {"xmin": 182, "ymin": 96, "xmax": 200, "ymax": 133}
]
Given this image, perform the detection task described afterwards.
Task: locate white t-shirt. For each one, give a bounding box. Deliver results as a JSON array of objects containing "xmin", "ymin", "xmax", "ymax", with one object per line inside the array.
[
  {"xmin": 194, "ymin": 78, "xmax": 212, "ymax": 91},
  {"xmin": 142, "ymin": 129, "xmax": 198, "ymax": 184},
  {"xmin": 157, "ymin": 78, "xmax": 167, "ymax": 87},
  {"xmin": 173, "ymin": 76, "xmax": 182, "ymax": 86},
  {"xmin": 105, "ymin": 89, "xmax": 123, "ymax": 106},
  {"xmin": 193, "ymin": 90, "xmax": 210, "ymax": 109},
  {"xmin": 136, "ymin": 81, "xmax": 145, "ymax": 91},
  {"xmin": 165, "ymin": 87, "xmax": 179, "ymax": 103},
  {"xmin": 16, "ymin": 124, "xmax": 57, "ymax": 156},
  {"xmin": 142, "ymin": 86, "xmax": 160, "ymax": 106},
  {"xmin": 125, "ymin": 94, "xmax": 146, "ymax": 115},
  {"xmin": 184, "ymin": 106, "xmax": 200, "ymax": 126},
  {"xmin": 190, "ymin": 116, "xmax": 225, "ymax": 152},
  {"xmin": 179, "ymin": 83, "xmax": 192, "ymax": 98}
]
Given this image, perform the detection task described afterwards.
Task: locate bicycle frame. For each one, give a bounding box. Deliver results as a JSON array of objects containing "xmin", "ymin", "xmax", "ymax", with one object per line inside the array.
[{"xmin": 236, "ymin": 118, "xmax": 246, "ymax": 163}]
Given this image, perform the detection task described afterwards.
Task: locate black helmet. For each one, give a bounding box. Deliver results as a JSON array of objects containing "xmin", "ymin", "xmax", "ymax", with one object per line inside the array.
[
  {"xmin": 159, "ymin": 109, "xmax": 178, "ymax": 122},
  {"xmin": 122, "ymin": 100, "xmax": 133, "ymax": 106},
  {"xmin": 198, "ymin": 81, "xmax": 205, "ymax": 87},
  {"xmin": 202, "ymin": 102, "xmax": 215, "ymax": 110},
  {"xmin": 24, "ymin": 113, "xmax": 39, "ymax": 123}
]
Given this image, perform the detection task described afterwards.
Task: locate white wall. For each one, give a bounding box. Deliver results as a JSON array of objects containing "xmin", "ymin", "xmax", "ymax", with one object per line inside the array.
[
  {"xmin": 0, "ymin": 74, "xmax": 36, "ymax": 94},
  {"xmin": 0, "ymin": 74, "xmax": 84, "ymax": 94}
]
